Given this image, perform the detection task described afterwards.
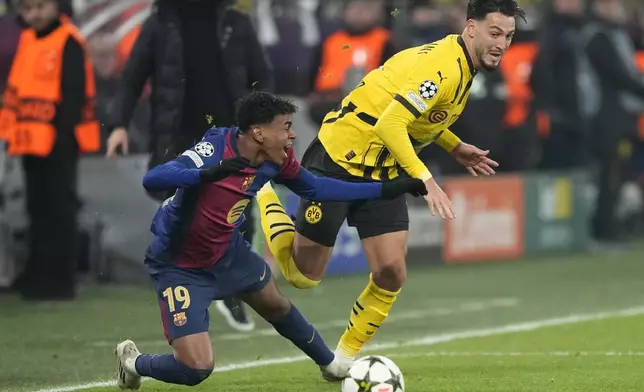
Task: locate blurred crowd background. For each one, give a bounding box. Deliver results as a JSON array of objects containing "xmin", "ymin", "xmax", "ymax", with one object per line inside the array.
[{"xmin": 2, "ymin": 0, "xmax": 644, "ymax": 301}]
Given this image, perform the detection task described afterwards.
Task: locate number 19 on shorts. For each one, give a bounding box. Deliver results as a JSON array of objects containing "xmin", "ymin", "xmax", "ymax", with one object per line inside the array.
[{"xmin": 162, "ymin": 286, "xmax": 191, "ymax": 312}]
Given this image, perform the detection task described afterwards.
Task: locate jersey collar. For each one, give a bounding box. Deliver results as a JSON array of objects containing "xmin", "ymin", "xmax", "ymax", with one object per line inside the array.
[
  {"xmin": 457, "ymin": 36, "xmax": 476, "ymax": 75},
  {"xmin": 229, "ymin": 129, "xmax": 241, "ymax": 156}
]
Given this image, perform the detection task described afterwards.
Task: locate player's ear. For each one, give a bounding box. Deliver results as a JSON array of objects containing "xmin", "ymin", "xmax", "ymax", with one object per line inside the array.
[
  {"xmin": 467, "ymin": 19, "xmax": 476, "ymax": 39},
  {"xmin": 252, "ymin": 127, "xmax": 264, "ymax": 144}
]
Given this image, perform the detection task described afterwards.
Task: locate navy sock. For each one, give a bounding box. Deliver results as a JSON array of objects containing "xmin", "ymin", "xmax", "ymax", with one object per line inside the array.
[
  {"xmin": 135, "ymin": 353, "xmax": 212, "ymax": 386},
  {"xmin": 270, "ymin": 303, "xmax": 334, "ymax": 366}
]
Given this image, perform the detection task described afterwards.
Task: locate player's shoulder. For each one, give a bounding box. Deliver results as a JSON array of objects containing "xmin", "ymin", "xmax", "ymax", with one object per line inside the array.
[
  {"xmin": 414, "ymin": 35, "xmax": 465, "ymax": 75},
  {"xmin": 195, "ymin": 127, "xmax": 231, "ymax": 156},
  {"xmin": 181, "ymin": 127, "xmax": 234, "ymax": 168}
]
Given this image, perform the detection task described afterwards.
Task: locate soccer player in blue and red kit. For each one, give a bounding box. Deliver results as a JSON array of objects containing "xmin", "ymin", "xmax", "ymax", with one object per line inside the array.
[{"xmin": 114, "ymin": 92, "xmax": 426, "ymax": 389}]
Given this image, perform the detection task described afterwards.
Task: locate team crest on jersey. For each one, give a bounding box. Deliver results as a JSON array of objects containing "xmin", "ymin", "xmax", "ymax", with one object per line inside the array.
[
  {"xmin": 241, "ymin": 175, "xmax": 256, "ymax": 192},
  {"xmin": 173, "ymin": 312, "xmax": 187, "ymax": 327},
  {"xmin": 194, "ymin": 142, "xmax": 214, "ymax": 157},
  {"xmin": 419, "ymin": 80, "xmax": 439, "ymax": 99},
  {"xmin": 227, "ymin": 199, "xmax": 251, "ymax": 224},
  {"xmin": 304, "ymin": 202, "xmax": 323, "ymax": 224}
]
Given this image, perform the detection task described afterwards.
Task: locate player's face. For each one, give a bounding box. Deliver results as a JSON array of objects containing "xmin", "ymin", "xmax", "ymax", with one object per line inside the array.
[
  {"xmin": 469, "ymin": 12, "xmax": 516, "ymax": 71},
  {"xmin": 257, "ymin": 114, "xmax": 296, "ymax": 165}
]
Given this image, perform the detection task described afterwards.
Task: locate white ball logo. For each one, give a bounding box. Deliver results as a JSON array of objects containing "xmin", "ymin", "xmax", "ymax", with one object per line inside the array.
[
  {"xmin": 195, "ymin": 142, "xmax": 214, "ymax": 157},
  {"xmin": 418, "ymin": 80, "xmax": 439, "ymax": 99}
]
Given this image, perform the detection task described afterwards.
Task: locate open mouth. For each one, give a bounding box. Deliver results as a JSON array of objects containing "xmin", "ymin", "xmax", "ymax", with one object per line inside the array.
[
  {"xmin": 283, "ymin": 143, "xmax": 292, "ymax": 157},
  {"xmin": 489, "ymin": 52, "xmax": 502, "ymax": 60}
]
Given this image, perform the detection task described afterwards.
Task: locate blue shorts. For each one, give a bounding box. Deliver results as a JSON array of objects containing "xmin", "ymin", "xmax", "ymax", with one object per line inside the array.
[{"xmin": 145, "ymin": 234, "xmax": 271, "ymax": 343}]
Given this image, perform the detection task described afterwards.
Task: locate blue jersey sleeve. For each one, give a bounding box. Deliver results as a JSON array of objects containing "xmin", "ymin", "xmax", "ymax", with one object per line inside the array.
[
  {"xmin": 281, "ymin": 167, "xmax": 382, "ymax": 201},
  {"xmin": 142, "ymin": 137, "xmax": 223, "ymax": 191}
]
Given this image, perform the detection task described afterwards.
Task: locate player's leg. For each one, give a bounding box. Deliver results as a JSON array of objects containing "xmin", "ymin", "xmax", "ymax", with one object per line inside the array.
[
  {"xmin": 214, "ymin": 211, "xmax": 256, "ymax": 332},
  {"xmin": 115, "ymin": 269, "xmax": 215, "ymax": 389},
  {"xmin": 255, "ymin": 182, "xmax": 347, "ymax": 288},
  {"xmin": 228, "ymin": 236, "xmax": 349, "ymax": 379},
  {"xmin": 239, "ymin": 273, "xmax": 350, "ymax": 380},
  {"xmin": 335, "ymin": 196, "xmax": 409, "ymax": 359}
]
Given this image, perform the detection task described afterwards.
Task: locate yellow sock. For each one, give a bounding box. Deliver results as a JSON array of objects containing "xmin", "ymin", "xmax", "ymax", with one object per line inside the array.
[
  {"xmin": 337, "ymin": 275, "xmax": 399, "ymax": 357},
  {"xmin": 256, "ymin": 182, "xmax": 319, "ymax": 289}
]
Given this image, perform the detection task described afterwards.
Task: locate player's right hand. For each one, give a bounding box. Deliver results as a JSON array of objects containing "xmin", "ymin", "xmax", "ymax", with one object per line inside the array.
[
  {"xmin": 106, "ymin": 127, "xmax": 129, "ymax": 160},
  {"xmin": 424, "ymin": 178, "xmax": 455, "ymax": 220},
  {"xmin": 199, "ymin": 157, "xmax": 252, "ymax": 183}
]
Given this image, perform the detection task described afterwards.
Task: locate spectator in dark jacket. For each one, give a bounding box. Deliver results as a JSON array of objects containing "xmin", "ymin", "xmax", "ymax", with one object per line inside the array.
[
  {"xmin": 530, "ymin": 0, "xmax": 588, "ymax": 170},
  {"xmin": 585, "ymin": 0, "xmax": 644, "ymax": 241},
  {"xmin": 104, "ymin": 0, "xmax": 273, "ymax": 332}
]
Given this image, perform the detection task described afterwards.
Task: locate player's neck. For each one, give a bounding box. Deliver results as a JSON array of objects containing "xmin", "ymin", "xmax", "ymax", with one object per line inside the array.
[
  {"xmin": 236, "ymin": 133, "xmax": 265, "ymax": 166},
  {"xmin": 459, "ymin": 32, "xmax": 481, "ymax": 70}
]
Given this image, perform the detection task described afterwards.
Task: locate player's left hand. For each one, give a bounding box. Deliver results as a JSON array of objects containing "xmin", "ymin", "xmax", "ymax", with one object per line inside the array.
[
  {"xmin": 450, "ymin": 142, "xmax": 499, "ymax": 176},
  {"xmin": 199, "ymin": 157, "xmax": 252, "ymax": 183},
  {"xmin": 381, "ymin": 178, "xmax": 428, "ymax": 199}
]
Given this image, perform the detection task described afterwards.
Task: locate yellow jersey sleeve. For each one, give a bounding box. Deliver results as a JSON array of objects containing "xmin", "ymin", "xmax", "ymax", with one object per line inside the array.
[
  {"xmin": 434, "ymin": 129, "xmax": 461, "ymax": 152},
  {"xmin": 373, "ymin": 50, "xmax": 463, "ymax": 182}
]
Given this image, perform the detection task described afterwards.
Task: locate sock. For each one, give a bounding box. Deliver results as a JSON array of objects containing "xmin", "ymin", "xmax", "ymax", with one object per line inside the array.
[
  {"xmin": 270, "ymin": 302, "xmax": 334, "ymax": 366},
  {"xmin": 134, "ymin": 353, "xmax": 212, "ymax": 386},
  {"xmin": 256, "ymin": 182, "xmax": 319, "ymax": 289},
  {"xmin": 337, "ymin": 274, "xmax": 400, "ymax": 358}
]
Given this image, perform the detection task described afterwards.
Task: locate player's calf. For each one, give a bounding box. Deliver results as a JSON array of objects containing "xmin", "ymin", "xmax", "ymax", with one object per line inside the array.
[
  {"xmin": 337, "ymin": 232, "xmax": 407, "ymax": 358},
  {"xmin": 115, "ymin": 335, "xmax": 214, "ymax": 388},
  {"xmin": 241, "ymin": 277, "xmax": 352, "ymax": 380}
]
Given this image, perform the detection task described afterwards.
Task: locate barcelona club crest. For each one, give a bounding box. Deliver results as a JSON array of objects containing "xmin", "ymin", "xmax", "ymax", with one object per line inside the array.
[
  {"xmin": 173, "ymin": 312, "xmax": 187, "ymax": 327},
  {"xmin": 241, "ymin": 175, "xmax": 256, "ymax": 192}
]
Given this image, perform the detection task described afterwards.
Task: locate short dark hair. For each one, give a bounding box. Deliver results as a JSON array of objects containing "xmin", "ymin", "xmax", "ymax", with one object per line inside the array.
[
  {"xmin": 235, "ymin": 91, "xmax": 298, "ymax": 133},
  {"xmin": 466, "ymin": 0, "xmax": 526, "ymax": 22}
]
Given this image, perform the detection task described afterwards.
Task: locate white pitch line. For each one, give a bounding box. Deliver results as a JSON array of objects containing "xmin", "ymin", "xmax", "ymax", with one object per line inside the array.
[
  {"xmin": 386, "ymin": 351, "xmax": 644, "ymax": 358},
  {"xmin": 88, "ymin": 297, "xmax": 519, "ymax": 347},
  {"xmin": 30, "ymin": 305, "xmax": 644, "ymax": 392}
]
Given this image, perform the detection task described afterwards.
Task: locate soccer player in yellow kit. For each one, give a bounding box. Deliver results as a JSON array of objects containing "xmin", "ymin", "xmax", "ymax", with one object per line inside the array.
[{"xmin": 256, "ymin": 0, "xmax": 526, "ymax": 372}]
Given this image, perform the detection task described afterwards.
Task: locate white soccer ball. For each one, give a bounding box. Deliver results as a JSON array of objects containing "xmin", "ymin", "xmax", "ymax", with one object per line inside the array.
[{"xmin": 341, "ymin": 355, "xmax": 404, "ymax": 392}]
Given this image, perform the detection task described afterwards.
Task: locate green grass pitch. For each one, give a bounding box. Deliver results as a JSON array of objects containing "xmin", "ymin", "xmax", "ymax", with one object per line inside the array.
[{"xmin": 3, "ymin": 247, "xmax": 644, "ymax": 392}]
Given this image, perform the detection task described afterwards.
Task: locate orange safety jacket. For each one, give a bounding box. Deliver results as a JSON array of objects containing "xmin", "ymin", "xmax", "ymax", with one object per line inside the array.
[
  {"xmin": 635, "ymin": 50, "xmax": 644, "ymax": 140},
  {"xmin": 499, "ymin": 41, "xmax": 540, "ymax": 131},
  {"xmin": 0, "ymin": 18, "xmax": 100, "ymax": 156},
  {"xmin": 315, "ymin": 28, "xmax": 390, "ymax": 92}
]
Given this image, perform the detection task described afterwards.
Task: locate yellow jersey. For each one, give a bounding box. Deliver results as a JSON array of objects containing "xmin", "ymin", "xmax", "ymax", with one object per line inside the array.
[{"xmin": 318, "ymin": 34, "xmax": 477, "ymax": 182}]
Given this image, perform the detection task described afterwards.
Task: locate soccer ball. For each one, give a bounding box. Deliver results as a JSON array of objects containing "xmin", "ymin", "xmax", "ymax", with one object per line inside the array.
[{"xmin": 341, "ymin": 355, "xmax": 404, "ymax": 392}]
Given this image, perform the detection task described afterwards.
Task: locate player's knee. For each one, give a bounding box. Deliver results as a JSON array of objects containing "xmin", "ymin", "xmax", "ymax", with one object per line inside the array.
[
  {"xmin": 182, "ymin": 367, "xmax": 213, "ymax": 386},
  {"xmin": 372, "ymin": 260, "xmax": 407, "ymax": 291},
  {"xmin": 178, "ymin": 355, "xmax": 214, "ymax": 375},
  {"xmin": 174, "ymin": 355, "xmax": 213, "ymax": 386},
  {"xmin": 259, "ymin": 294, "xmax": 293, "ymax": 320}
]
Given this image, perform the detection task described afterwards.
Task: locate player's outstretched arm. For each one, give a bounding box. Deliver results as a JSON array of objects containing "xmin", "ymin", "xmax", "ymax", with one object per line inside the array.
[
  {"xmin": 279, "ymin": 167, "xmax": 426, "ymax": 201},
  {"xmin": 142, "ymin": 160, "xmax": 202, "ymax": 191},
  {"xmin": 142, "ymin": 156, "xmax": 250, "ymax": 191}
]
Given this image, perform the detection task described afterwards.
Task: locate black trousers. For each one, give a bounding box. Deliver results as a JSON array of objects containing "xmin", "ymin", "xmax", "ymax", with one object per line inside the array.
[
  {"xmin": 539, "ymin": 127, "xmax": 589, "ymax": 170},
  {"xmin": 592, "ymin": 131, "xmax": 631, "ymax": 241},
  {"xmin": 20, "ymin": 138, "xmax": 79, "ymax": 297}
]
